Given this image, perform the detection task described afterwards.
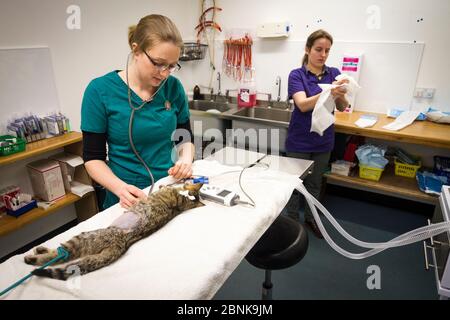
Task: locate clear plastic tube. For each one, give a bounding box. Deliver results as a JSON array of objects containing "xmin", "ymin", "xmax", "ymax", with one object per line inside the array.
[{"xmin": 295, "ymin": 182, "xmax": 450, "ymax": 259}]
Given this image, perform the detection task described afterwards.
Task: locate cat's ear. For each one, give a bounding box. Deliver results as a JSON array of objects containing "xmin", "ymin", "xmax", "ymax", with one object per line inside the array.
[{"xmin": 183, "ymin": 182, "xmax": 203, "ymax": 192}]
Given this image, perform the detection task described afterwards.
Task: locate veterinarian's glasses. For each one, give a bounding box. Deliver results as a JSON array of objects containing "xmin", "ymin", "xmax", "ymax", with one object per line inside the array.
[{"xmin": 143, "ymin": 51, "xmax": 181, "ymax": 73}]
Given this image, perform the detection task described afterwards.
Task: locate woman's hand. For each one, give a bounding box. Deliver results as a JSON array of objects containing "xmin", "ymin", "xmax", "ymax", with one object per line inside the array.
[
  {"xmin": 168, "ymin": 160, "xmax": 193, "ymax": 180},
  {"xmin": 331, "ymin": 79, "xmax": 349, "ymax": 99},
  {"xmin": 115, "ymin": 183, "xmax": 147, "ymax": 209}
]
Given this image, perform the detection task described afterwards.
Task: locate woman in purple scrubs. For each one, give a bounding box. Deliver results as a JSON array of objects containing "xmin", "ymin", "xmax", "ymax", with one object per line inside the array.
[{"xmin": 286, "ymin": 29, "xmax": 349, "ymax": 238}]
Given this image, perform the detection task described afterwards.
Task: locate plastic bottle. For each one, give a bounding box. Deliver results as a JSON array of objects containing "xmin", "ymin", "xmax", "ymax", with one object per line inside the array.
[
  {"xmin": 193, "ymin": 85, "xmax": 201, "ymax": 100},
  {"xmin": 237, "ymin": 77, "xmax": 257, "ymax": 108}
]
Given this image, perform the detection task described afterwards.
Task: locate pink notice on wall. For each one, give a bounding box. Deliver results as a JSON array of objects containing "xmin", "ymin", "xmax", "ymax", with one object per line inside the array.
[
  {"xmin": 339, "ymin": 54, "xmax": 363, "ymax": 113},
  {"xmin": 342, "ymin": 57, "xmax": 359, "ymax": 72}
]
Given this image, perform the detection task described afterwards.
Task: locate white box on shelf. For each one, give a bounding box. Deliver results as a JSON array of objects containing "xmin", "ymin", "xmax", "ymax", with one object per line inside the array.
[
  {"xmin": 27, "ymin": 159, "xmax": 66, "ymax": 202},
  {"xmin": 50, "ymin": 153, "xmax": 94, "ymax": 197},
  {"xmin": 331, "ymin": 160, "xmax": 355, "ymax": 176}
]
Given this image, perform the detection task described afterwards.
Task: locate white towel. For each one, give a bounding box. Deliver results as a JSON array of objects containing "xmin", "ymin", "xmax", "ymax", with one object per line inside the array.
[
  {"xmin": 0, "ymin": 160, "xmax": 299, "ymax": 300},
  {"xmin": 311, "ymin": 74, "xmax": 360, "ymax": 136},
  {"xmin": 382, "ymin": 110, "xmax": 420, "ymax": 131}
]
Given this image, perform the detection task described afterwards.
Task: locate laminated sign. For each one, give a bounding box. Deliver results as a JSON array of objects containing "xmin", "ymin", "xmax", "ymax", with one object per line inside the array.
[{"xmin": 339, "ymin": 54, "xmax": 363, "ymax": 113}]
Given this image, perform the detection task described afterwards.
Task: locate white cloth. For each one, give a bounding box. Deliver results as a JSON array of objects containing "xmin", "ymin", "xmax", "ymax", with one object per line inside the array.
[
  {"xmin": 0, "ymin": 159, "xmax": 300, "ymax": 300},
  {"xmin": 382, "ymin": 110, "xmax": 420, "ymax": 131},
  {"xmin": 426, "ymin": 110, "xmax": 450, "ymax": 124},
  {"xmin": 311, "ymin": 74, "xmax": 360, "ymax": 136},
  {"xmin": 354, "ymin": 114, "xmax": 378, "ymax": 128}
]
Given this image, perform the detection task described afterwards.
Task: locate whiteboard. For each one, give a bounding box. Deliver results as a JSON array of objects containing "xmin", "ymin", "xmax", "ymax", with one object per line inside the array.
[
  {"xmin": 326, "ymin": 41, "xmax": 424, "ymax": 113},
  {"xmin": 0, "ymin": 47, "xmax": 60, "ymax": 133},
  {"xmin": 215, "ymin": 40, "xmax": 424, "ymax": 114}
]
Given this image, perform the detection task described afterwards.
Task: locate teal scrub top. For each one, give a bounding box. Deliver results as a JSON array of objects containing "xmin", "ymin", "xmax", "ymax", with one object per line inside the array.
[{"xmin": 81, "ymin": 71, "xmax": 190, "ymax": 209}]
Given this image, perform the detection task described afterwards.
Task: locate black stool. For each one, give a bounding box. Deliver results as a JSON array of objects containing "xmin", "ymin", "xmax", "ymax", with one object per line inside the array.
[{"xmin": 246, "ymin": 215, "xmax": 309, "ymax": 300}]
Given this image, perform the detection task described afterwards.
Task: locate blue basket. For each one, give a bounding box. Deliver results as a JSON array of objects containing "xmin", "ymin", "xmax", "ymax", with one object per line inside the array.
[
  {"xmin": 434, "ymin": 156, "xmax": 450, "ymax": 180},
  {"xmin": 416, "ymin": 171, "xmax": 449, "ymax": 195},
  {"xmin": 6, "ymin": 200, "xmax": 37, "ymax": 218}
]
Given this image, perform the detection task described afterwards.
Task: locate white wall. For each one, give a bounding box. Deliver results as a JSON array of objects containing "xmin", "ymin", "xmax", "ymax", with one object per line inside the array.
[
  {"xmin": 0, "ymin": 0, "xmax": 449, "ymax": 128},
  {"xmin": 0, "ymin": 0, "xmax": 198, "ymax": 131},
  {"xmin": 193, "ymin": 0, "xmax": 450, "ymax": 112}
]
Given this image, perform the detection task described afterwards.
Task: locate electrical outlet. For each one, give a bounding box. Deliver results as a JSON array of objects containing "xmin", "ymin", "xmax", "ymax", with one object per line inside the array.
[
  {"xmin": 414, "ymin": 88, "xmax": 424, "ymax": 98},
  {"xmin": 414, "ymin": 87, "xmax": 435, "ymax": 99},
  {"xmin": 423, "ymin": 88, "xmax": 435, "ymax": 99}
]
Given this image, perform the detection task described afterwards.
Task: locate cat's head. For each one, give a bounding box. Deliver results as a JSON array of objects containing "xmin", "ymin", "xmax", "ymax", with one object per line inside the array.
[{"xmin": 164, "ymin": 182, "xmax": 205, "ymax": 210}]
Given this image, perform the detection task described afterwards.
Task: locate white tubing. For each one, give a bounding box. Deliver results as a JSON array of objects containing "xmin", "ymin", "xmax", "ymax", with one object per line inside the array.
[{"xmin": 295, "ymin": 182, "xmax": 450, "ymax": 260}]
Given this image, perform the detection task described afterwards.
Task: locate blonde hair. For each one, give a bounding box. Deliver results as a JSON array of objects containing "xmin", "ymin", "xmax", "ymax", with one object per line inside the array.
[
  {"xmin": 302, "ymin": 29, "xmax": 334, "ymax": 66},
  {"xmin": 128, "ymin": 14, "xmax": 183, "ymax": 52}
]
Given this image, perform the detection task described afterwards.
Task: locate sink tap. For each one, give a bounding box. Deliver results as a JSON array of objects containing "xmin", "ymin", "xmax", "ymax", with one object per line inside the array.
[
  {"xmin": 276, "ymin": 76, "xmax": 282, "ymax": 102},
  {"xmin": 217, "ymin": 72, "xmax": 222, "ymax": 96}
]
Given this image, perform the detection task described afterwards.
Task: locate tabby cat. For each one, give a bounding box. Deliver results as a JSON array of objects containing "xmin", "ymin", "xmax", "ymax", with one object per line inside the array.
[{"xmin": 24, "ymin": 183, "xmax": 204, "ymax": 280}]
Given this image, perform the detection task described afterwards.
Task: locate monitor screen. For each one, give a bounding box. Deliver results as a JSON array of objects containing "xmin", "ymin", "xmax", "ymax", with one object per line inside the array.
[{"xmin": 217, "ymin": 190, "xmax": 231, "ymax": 197}]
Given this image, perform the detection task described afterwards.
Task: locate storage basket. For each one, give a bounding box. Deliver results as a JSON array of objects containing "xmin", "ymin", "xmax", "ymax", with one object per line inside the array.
[
  {"xmin": 6, "ymin": 199, "xmax": 37, "ymax": 218},
  {"xmin": 359, "ymin": 164, "xmax": 384, "ymax": 181},
  {"xmin": 179, "ymin": 42, "xmax": 208, "ymax": 61},
  {"xmin": 0, "ymin": 135, "xmax": 26, "ymax": 156},
  {"xmin": 416, "ymin": 171, "xmax": 449, "ymax": 196},
  {"xmin": 394, "ymin": 158, "xmax": 421, "ymax": 178}
]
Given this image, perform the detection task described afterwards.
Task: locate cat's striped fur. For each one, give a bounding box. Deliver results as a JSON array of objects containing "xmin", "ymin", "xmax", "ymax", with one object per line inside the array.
[{"xmin": 24, "ymin": 183, "xmax": 204, "ymax": 280}]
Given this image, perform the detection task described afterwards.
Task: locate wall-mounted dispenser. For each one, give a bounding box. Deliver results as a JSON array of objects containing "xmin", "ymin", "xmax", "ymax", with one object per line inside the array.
[{"xmin": 256, "ymin": 22, "xmax": 290, "ymax": 38}]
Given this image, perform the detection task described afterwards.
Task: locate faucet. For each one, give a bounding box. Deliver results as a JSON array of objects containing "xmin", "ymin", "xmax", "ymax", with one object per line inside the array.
[
  {"xmin": 226, "ymin": 89, "xmax": 238, "ymax": 102},
  {"xmin": 276, "ymin": 76, "xmax": 282, "ymax": 102},
  {"xmin": 217, "ymin": 72, "xmax": 222, "ymax": 96}
]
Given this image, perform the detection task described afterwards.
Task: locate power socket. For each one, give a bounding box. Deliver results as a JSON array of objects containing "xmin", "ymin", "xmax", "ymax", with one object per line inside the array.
[
  {"xmin": 414, "ymin": 88, "xmax": 424, "ymax": 98},
  {"xmin": 423, "ymin": 88, "xmax": 435, "ymax": 99},
  {"xmin": 414, "ymin": 87, "xmax": 435, "ymax": 99}
]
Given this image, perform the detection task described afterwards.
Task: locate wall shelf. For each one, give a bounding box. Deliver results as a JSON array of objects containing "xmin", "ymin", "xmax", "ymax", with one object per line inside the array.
[
  {"xmin": 0, "ymin": 193, "xmax": 80, "ymax": 237},
  {"xmin": 0, "ymin": 132, "xmax": 82, "ymax": 166},
  {"xmin": 0, "ymin": 131, "xmax": 98, "ymax": 238}
]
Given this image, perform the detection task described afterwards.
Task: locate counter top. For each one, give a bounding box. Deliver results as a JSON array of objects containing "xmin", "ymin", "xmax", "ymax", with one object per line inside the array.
[
  {"xmin": 335, "ymin": 111, "xmax": 450, "ymax": 149},
  {"xmin": 190, "ymin": 101, "xmax": 450, "ymax": 149}
]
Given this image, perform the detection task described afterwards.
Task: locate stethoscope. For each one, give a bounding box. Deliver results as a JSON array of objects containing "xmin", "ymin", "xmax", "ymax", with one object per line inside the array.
[{"xmin": 125, "ymin": 52, "xmax": 169, "ymax": 195}]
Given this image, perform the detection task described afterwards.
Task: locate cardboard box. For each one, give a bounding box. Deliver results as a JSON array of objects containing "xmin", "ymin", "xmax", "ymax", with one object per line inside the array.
[
  {"xmin": 50, "ymin": 153, "xmax": 94, "ymax": 197},
  {"xmin": 27, "ymin": 159, "xmax": 66, "ymax": 201}
]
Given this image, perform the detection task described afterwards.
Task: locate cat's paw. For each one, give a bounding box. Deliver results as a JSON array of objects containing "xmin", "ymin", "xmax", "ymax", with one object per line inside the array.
[
  {"xmin": 24, "ymin": 255, "xmax": 38, "ymax": 265},
  {"xmin": 34, "ymin": 246, "xmax": 49, "ymax": 254}
]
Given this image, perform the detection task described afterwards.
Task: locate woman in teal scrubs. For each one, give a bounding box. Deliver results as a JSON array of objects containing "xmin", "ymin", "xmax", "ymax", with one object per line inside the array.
[{"xmin": 81, "ymin": 14, "xmax": 194, "ymax": 210}]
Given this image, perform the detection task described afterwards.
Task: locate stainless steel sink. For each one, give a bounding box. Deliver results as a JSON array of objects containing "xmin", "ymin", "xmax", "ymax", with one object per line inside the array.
[
  {"xmin": 188, "ymin": 100, "xmax": 231, "ymax": 113},
  {"xmin": 231, "ymin": 107, "xmax": 292, "ymax": 123}
]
